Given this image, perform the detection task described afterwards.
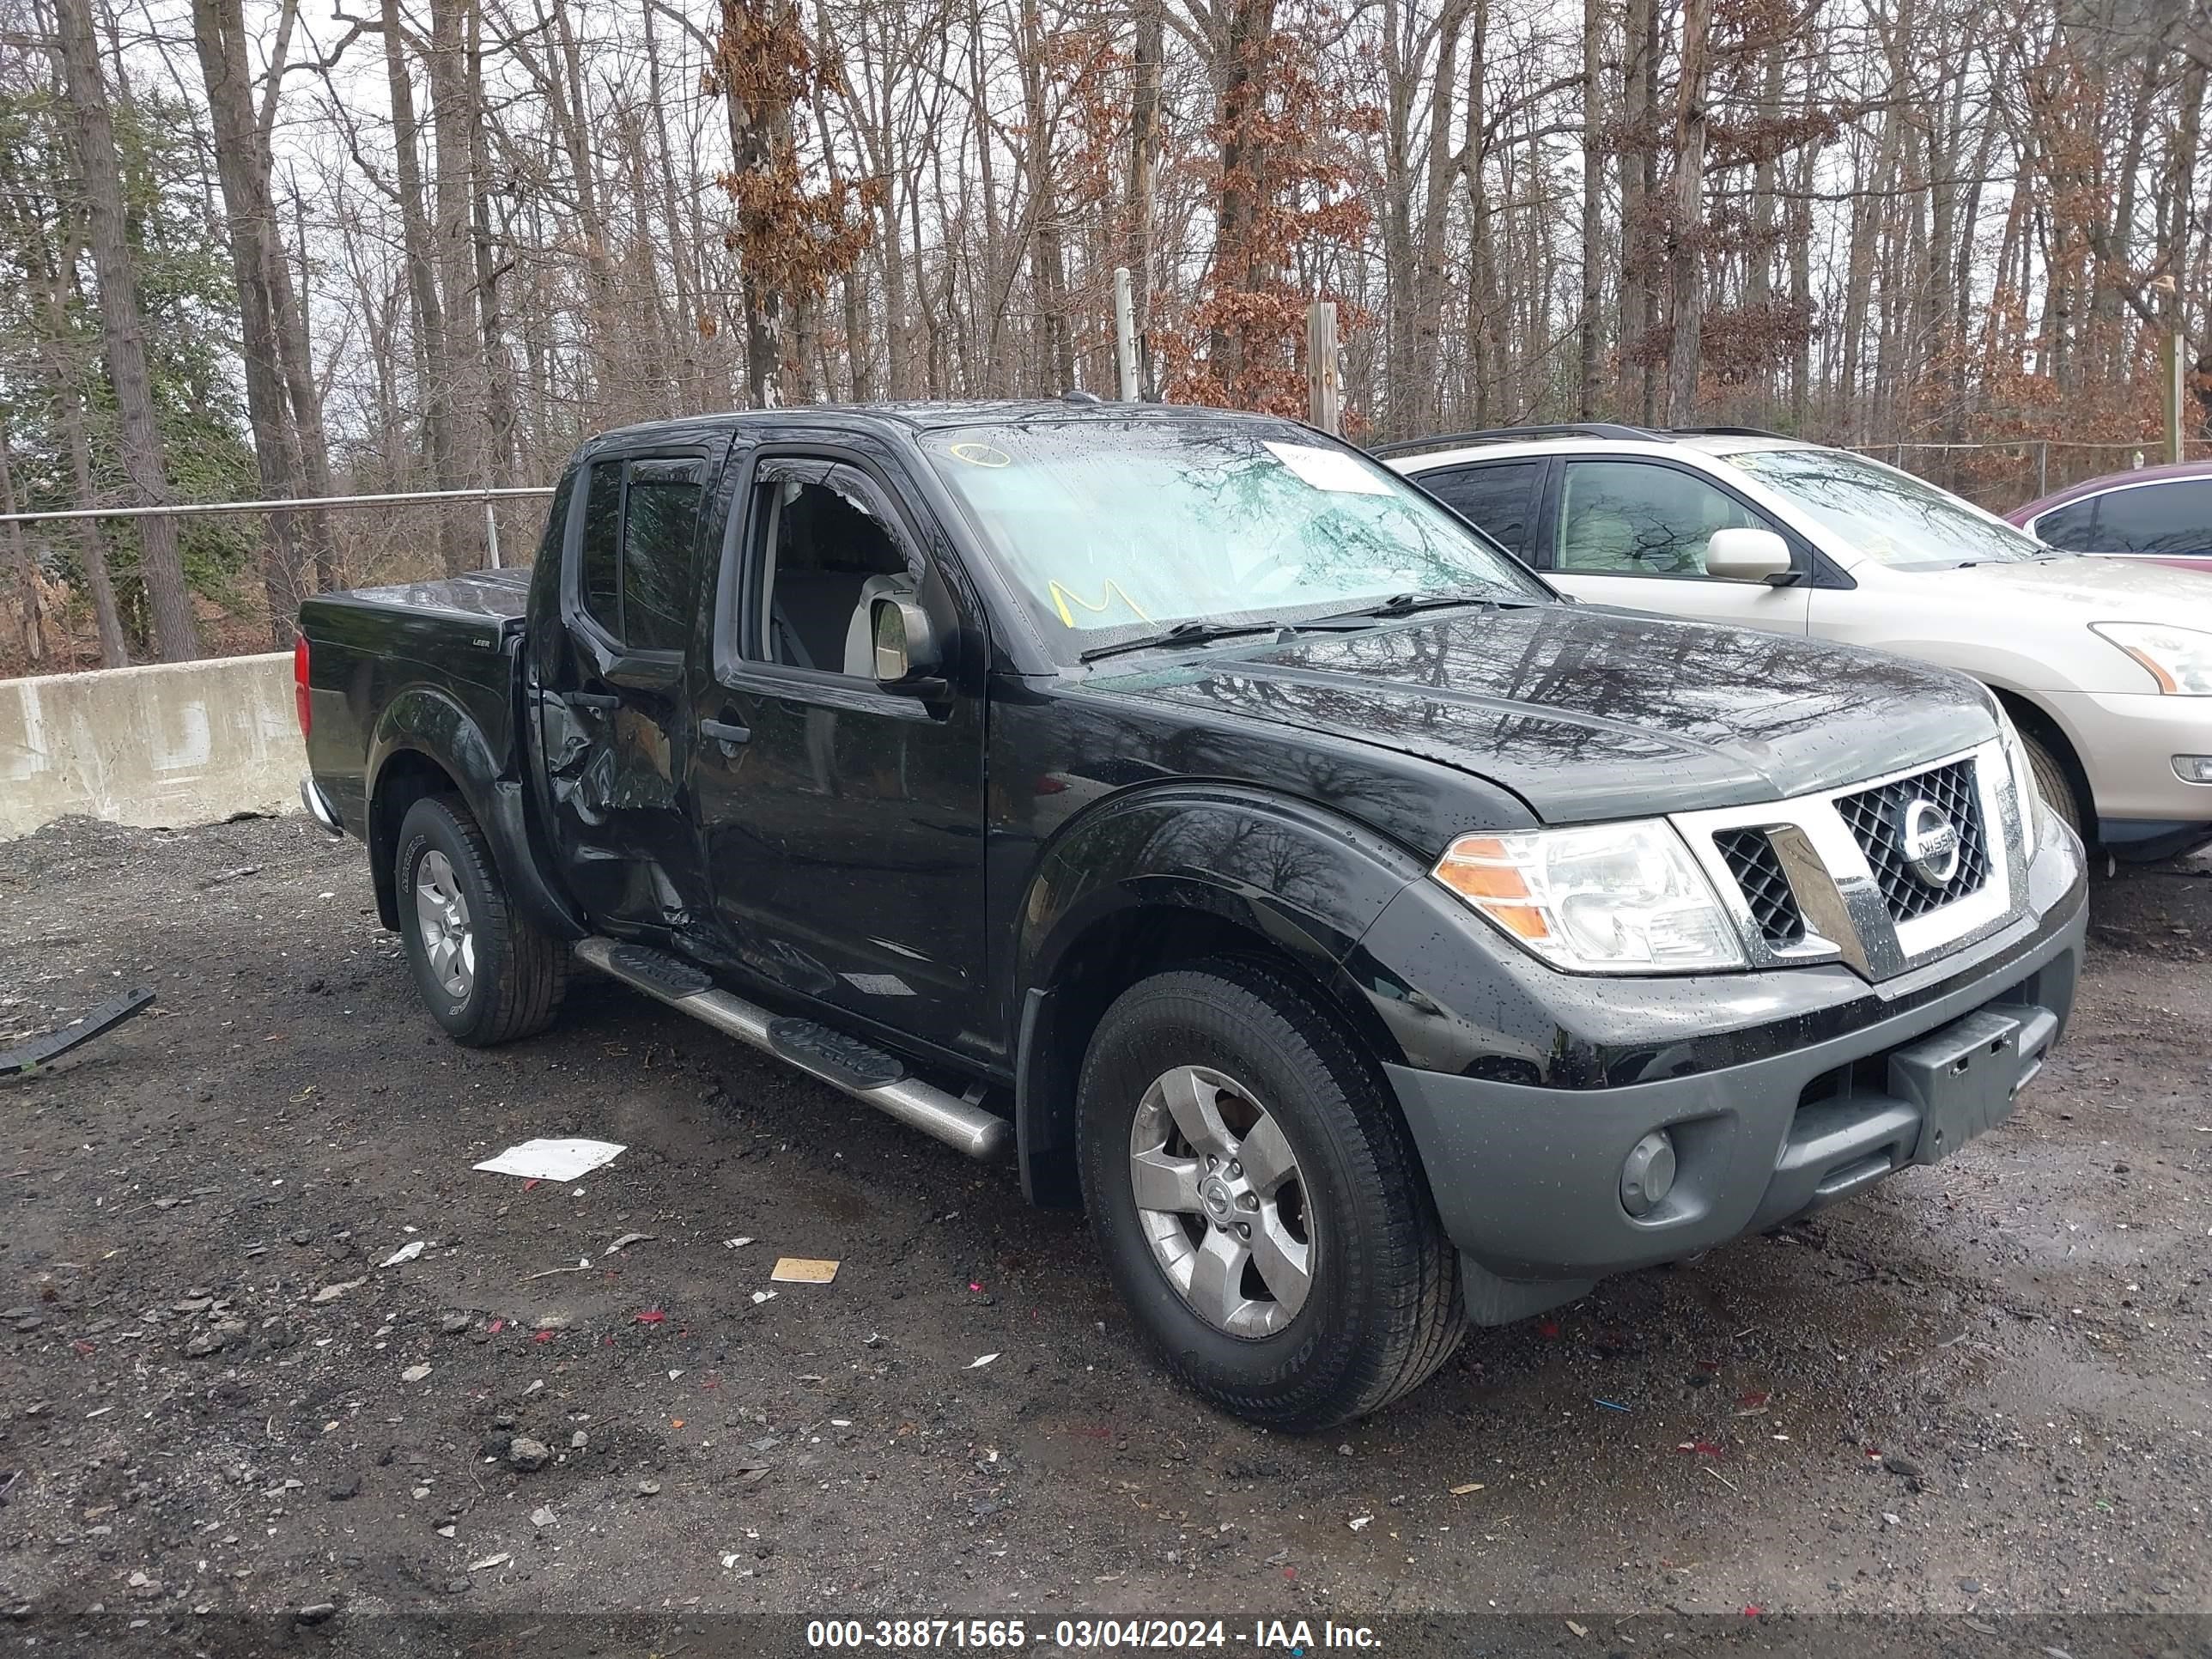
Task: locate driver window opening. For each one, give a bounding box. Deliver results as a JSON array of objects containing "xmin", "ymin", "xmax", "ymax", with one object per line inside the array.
[{"xmin": 754, "ymin": 477, "xmax": 913, "ymax": 676}]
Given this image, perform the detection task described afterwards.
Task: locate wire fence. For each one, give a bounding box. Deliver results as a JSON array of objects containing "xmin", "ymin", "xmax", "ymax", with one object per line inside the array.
[
  {"xmin": 2, "ymin": 486, "xmax": 557, "ymax": 677},
  {"xmin": 1846, "ymin": 436, "xmax": 2212, "ymax": 502},
  {"xmin": 3, "ymin": 435, "xmax": 2208, "ymax": 677}
]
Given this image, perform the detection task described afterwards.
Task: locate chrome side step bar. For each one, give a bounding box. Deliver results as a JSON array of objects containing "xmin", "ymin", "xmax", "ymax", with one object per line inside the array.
[{"xmin": 574, "ymin": 937, "xmax": 1012, "ymax": 1163}]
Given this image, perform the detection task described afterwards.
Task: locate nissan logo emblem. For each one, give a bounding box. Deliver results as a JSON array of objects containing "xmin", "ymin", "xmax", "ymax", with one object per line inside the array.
[{"xmin": 1899, "ymin": 799, "xmax": 1962, "ymax": 886}]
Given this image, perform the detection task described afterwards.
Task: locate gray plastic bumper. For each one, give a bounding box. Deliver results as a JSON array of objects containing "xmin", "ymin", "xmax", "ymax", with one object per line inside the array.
[{"xmin": 1386, "ymin": 879, "xmax": 2086, "ymax": 1324}]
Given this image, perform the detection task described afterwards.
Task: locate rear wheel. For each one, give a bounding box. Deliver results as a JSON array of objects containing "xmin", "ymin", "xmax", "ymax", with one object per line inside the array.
[
  {"xmin": 395, "ymin": 795, "xmax": 567, "ymax": 1046},
  {"xmin": 1077, "ymin": 960, "xmax": 1464, "ymax": 1430},
  {"xmin": 2020, "ymin": 730, "xmax": 2084, "ymax": 840}
]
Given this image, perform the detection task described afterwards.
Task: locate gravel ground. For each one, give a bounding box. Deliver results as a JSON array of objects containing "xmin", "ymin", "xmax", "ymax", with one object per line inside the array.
[{"xmin": 2, "ymin": 814, "xmax": 2209, "ymax": 1656}]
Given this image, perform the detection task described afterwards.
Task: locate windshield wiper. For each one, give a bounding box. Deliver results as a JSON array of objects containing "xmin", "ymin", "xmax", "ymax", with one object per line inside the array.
[
  {"xmin": 1315, "ymin": 590, "xmax": 1518, "ymax": 623},
  {"xmin": 1079, "ymin": 619, "xmax": 1289, "ymax": 664}
]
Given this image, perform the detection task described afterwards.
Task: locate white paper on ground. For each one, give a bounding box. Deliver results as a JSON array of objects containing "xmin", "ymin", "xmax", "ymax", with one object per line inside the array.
[{"xmin": 472, "ymin": 1138, "xmax": 627, "ymax": 1182}]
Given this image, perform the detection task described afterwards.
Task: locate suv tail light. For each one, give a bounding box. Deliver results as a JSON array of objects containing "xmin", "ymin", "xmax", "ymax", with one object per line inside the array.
[{"xmin": 294, "ymin": 635, "xmax": 312, "ymax": 739}]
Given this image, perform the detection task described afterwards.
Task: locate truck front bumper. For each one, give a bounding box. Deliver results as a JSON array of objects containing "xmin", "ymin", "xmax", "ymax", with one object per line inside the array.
[{"xmin": 1383, "ymin": 841, "xmax": 2087, "ymax": 1324}]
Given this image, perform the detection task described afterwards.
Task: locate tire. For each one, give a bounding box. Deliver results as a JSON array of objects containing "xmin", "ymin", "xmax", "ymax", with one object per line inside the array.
[
  {"xmin": 1076, "ymin": 959, "xmax": 1465, "ymax": 1431},
  {"xmin": 394, "ymin": 794, "xmax": 568, "ymax": 1047},
  {"xmin": 2021, "ymin": 731, "xmax": 2084, "ymax": 840}
]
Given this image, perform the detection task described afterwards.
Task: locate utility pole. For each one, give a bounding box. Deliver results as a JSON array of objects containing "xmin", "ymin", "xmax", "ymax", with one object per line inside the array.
[{"xmin": 1306, "ymin": 301, "xmax": 1341, "ymax": 434}]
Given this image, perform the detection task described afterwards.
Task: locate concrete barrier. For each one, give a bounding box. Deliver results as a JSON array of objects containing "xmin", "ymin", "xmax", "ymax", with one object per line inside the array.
[{"xmin": 0, "ymin": 653, "xmax": 306, "ymax": 840}]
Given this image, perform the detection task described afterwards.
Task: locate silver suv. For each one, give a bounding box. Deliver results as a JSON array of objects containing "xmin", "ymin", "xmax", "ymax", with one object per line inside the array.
[{"xmin": 1382, "ymin": 424, "xmax": 2212, "ymax": 860}]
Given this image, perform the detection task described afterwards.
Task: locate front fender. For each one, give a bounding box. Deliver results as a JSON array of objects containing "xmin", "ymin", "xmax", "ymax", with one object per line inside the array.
[
  {"xmin": 1007, "ymin": 785, "xmax": 1437, "ymax": 1206},
  {"xmin": 1012, "ymin": 784, "xmax": 1432, "ymax": 1007}
]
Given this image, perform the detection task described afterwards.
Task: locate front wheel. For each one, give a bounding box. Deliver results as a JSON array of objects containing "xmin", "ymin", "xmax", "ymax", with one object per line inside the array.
[
  {"xmin": 1077, "ymin": 960, "xmax": 1465, "ymax": 1431},
  {"xmin": 395, "ymin": 795, "xmax": 567, "ymax": 1047}
]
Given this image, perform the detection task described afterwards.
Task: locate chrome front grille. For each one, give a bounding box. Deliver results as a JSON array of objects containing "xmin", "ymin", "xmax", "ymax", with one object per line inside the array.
[
  {"xmin": 1713, "ymin": 828, "xmax": 1806, "ymax": 947},
  {"xmin": 1834, "ymin": 758, "xmax": 1990, "ymax": 922},
  {"xmin": 1671, "ymin": 738, "xmax": 2028, "ymax": 982}
]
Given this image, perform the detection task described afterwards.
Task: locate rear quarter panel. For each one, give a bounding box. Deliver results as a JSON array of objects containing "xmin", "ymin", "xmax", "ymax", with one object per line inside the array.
[{"xmin": 298, "ymin": 574, "xmax": 529, "ymax": 836}]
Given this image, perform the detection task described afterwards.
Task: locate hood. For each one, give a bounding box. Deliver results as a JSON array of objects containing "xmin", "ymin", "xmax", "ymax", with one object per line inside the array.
[
  {"xmin": 1085, "ymin": 605, "xmax": 1996, "ymax": 823},
  {"xmin": 1902, "ymin": 553, "xmax": 2212, "ymax": 617}
]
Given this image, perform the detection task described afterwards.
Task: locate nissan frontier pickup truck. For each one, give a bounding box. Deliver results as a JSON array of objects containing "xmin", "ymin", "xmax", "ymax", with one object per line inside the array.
[{"xmin": 296, "ymin": 400, "xmax": 2087, "ymax": 1429}]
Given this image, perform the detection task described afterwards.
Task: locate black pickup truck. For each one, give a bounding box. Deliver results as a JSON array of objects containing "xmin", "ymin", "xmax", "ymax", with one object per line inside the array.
[{"xmin": 297, "ymin": 400, "xmax": 2086, "ymax": 1429}]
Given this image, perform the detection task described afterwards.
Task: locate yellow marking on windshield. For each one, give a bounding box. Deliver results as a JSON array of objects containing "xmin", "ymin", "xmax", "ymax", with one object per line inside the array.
[
  {"xmin": 946, "ymin": 441, "xmax": 1012, "ymax": 467},
  {"xmin": 1049, "ymin": 579, "xmax": 1155, "ymax": 629}
]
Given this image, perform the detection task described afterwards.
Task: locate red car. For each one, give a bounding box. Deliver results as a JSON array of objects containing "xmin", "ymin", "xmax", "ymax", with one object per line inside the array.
[{"xmin": 2008, "ymin": 460, "xmax": 2212, "ymax": 574}]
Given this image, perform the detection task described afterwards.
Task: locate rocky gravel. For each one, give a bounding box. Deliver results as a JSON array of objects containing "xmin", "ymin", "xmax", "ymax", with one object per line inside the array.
[{"xmin": 1, "ymin": 815, "xmax": 2208, "ymax": 1657}]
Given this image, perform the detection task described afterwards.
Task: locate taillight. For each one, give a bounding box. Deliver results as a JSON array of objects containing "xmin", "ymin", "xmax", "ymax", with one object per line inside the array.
[{"xmin": 294, "ymin": 635, "xmax": 312, "ymax": 739}]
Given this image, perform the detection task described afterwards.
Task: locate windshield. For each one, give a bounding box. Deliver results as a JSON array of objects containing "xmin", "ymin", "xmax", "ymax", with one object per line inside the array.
[
  {"xmin": 1720, "ymin": 447, "xmax": 2056, "ymax": 567},
  {"xmin": 916, "ymin": 416, "xmax": 1548, "ymax": 660}
]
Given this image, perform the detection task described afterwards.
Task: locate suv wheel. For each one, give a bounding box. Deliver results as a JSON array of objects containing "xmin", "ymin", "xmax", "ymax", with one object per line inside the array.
[
  {"xmin": 1077, "ymin": 960, "xmax": 1464, "ymax": 1430},
  {"xmin": 395, "ymin": 795, "xmax": 568, "ymax": 1046}
]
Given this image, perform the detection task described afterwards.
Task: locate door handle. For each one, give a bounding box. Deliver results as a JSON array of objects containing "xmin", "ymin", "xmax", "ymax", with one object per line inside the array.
[
  {"xmin": 701, "ymin": 719, "xmax": 751, "ymax": 745},
  {"xmin": 565, "ymin": 690, "xmax": 620, "ymax": 710}
]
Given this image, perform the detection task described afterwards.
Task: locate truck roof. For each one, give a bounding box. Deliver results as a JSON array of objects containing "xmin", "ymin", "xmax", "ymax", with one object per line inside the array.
[{"xmin": 581, "ymin": 399, "xmax": 1268, "ymax": 453}]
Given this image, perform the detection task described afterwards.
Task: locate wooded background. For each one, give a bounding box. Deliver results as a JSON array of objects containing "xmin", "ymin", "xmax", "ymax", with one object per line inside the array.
[{"xmin": 2, "ymin": 0, "xmax": 2207, "ymax": 669}]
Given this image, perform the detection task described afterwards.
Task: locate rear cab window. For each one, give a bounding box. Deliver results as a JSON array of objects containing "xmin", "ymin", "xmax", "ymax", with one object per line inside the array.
[{"xmin": 572, "ymin": 455, "xmax": 706, "ymax": 653}]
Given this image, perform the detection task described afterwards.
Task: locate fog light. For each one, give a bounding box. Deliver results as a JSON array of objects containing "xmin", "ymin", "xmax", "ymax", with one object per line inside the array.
[
  {"xmin": 1620, "ymin": 1130, "xmax": 1677, "ymax": 1218},
  {"xmin": 2175, "ymin": 755, "xmax": 2212, "ymax": 785}
]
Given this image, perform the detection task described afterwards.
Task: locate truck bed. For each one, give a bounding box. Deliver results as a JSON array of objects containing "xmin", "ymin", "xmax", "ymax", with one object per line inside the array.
[{"xmin": 298, "ymin": 568, "xmax": 532, "ymax": 839}]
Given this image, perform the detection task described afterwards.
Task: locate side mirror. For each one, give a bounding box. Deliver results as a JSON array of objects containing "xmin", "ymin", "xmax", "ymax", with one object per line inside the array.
[
  {"xmin": 872, "ymin": 596, "xmax": 943, "ymax": 690},
  {"xmin": 1704, "ymin": 526, "xmax": 1796, "ymax": 584}
]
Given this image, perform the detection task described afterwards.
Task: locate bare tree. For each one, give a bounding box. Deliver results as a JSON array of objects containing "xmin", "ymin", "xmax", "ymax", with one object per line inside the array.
[{"xmin": 54, "ymin": 0, "xmax": 202, "ymax": 659}]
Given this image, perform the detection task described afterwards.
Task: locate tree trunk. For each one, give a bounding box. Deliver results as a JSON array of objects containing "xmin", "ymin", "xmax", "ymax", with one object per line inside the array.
[
  {"xmin": 1, "ymin": 423, "xmax": 45, "ymax": 665},
  {"xmin": 54, "ymin": 0, "xmax": 201, "ymax": 659},
  {"xmin": 1018, "ymin": 0, "xmax": 1073, "ymax": 394},
  {"xmin": 1206, "ymin": 0, "xmax": 1279, "ymax": 385},
  {"xmin": 1747, "ymin": 42, "xmax": 1784, "ymax": 423},
  {"xmin": 39, "ymin": 241, "xmax": 128, "ymax": 665},
  {"xmin": 1663, "ymin": 0, "xmax": 1712, "ymax": 424},
  {"xmin": 1126, "ymin": 0, "xmax": 1163, "ymax": 397},
  {"xmin": 1577, "ymin": 0, "xmax": 1605, "ymax": 419},
  {"xmin": 428, "ymin": 0, "xmax": 489, "ymax": 491},
  {"xmin": 272, "ymin": 180, "xmax": 336, "ymax": 589},
  {"xmin": 1620, "ymin": 0, "xmax": 1656, "ymax": 419},
  {"xmin": 466, "ymin": 0, "xmax": 518, "ymax": 481},
  {"xmin": 191, "ymin": 0, "xmax": 306, "ymax": 646},
  {"xmin": 380, "ymin": 0, "xmax": 468, "ymax": 574}
]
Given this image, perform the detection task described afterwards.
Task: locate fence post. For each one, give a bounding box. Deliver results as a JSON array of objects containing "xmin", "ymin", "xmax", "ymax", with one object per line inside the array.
[
  {"xmin": 1113, "ymin": 268, "xmax": 1139, "ymax": 402},
  {"xmin": 1306, "ymin": 301, "xmax": 1341, "ymax": 434},
  {"xmin": 2036, "ymin": 441, "xmax": 2047, "ymax": 498},
  {"xmin": 483, "ymin": 494, "xmax": 501, "ymax": 570}
]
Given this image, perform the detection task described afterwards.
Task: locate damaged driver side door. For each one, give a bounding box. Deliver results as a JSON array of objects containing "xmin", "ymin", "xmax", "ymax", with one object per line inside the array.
[{"xmin": 538, "ymin": 449, "xmax": 710, "ymax": 934}]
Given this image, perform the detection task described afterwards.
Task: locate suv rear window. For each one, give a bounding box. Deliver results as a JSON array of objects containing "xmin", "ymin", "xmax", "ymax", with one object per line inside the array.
[{"xmin": 1419, "ymin": 462, "xmax": 1541, "ymax": 556}]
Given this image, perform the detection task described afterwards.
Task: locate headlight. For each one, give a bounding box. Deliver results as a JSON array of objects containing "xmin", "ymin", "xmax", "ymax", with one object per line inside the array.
[
  {"xmin": 2091, "ymin": 622, "xmax": 2212, "ymax": 696},
  {"xmin": 1994, "ymin": 707, "xmax": 2038, "ymax": 861},
  {"xmin": 1432, "ymin": 819, "xmax": 1747, "ymax": 974}
]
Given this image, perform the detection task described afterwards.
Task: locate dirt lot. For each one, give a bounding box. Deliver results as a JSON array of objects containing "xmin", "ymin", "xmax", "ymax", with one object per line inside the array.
[{"xmin": 3, "ymin": 813, "xmax": 2209, "ymax": 1656}]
